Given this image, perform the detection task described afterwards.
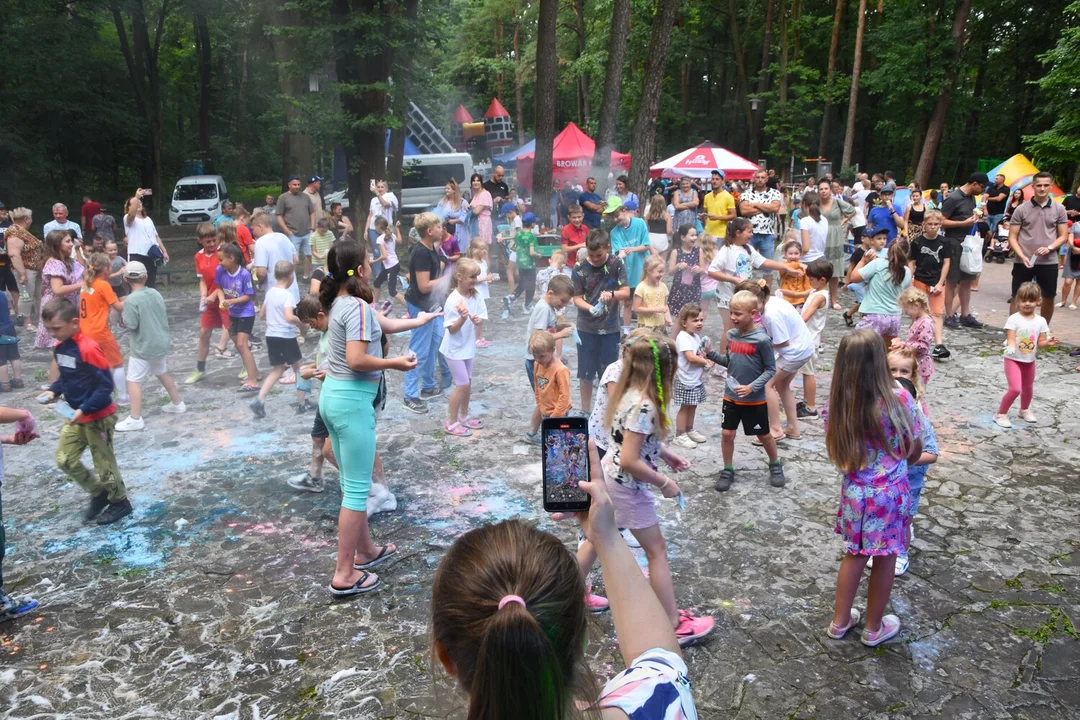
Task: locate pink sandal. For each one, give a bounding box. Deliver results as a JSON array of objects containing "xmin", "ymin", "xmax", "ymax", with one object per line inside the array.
[
  {"xmin": 827, "ymin": 608, "xmax": 861, "ymax": 639},
  {"xmin": 460, "ymin": 417, "xmax": 485, "ymax": 430},
  {"xmin": 443, "ymin": 421, "xmax": 472, "ymax": 437}
]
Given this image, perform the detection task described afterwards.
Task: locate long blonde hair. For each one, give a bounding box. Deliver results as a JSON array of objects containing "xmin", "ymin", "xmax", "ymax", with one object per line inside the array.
[
  {"xmin": 83, "ymin": 252, "xmax": 110, "ymax": 287},
  {"xmin": 445, "ymin": 179, "xmax": 463, "ymax": 210},
  {"xmin": 467, "ymin": 237, "xmax": 489, "ymax": 261},
  {"xmin": 826, "ymin": 329, "xmax": 917, "ymax": 474},
  {"xmin": 646, "ymin": 194, "xmax": 667, "ymax": 221},
  {"xmin": 698, "ymin": 233, "xmax": 718, "ymax": 266},
  {"xmin": 452, "ymin": 257, "xmax": 481, "ymax": 296},
  {"xmin": 604, "ymin": 332, "xmax": 676, "ymax": 433}
]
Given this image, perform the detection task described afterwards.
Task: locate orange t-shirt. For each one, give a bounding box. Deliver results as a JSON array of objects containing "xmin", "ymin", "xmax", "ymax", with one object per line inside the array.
[
  {"xmin": 778, "ymin": 261, "xmax": 811, "ymax": 304},
  {"xmin": 79, "ymin": 278, "xmax": 119, "ymax": 341},
  {"xmin": 534, "ymin": 358, "xmax": 572, "ymax": 417}
]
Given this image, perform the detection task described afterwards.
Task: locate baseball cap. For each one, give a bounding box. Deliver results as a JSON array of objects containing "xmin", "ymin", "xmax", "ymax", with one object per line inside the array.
[
  {"xmin": 879, "ymin": 186, "xmax": 894, "ymax": 195},
  {"xmin": 624, "ymin": 199, "xmax": 638, "ymax": 211},
  {"xmin": 711, "ymin": 169, "xmax": 725, "ymax": 179},
  {"xmin": 500, "ymin": 202, "xmax": 516, "ymax": 218},
  {"xmin": 968, "ymin": 172, "xmax": 990, "ymax": 186},
  {"xmin": 287, "ymin": 174, "xmax": 300, "ymax": 183},
  {"xmin": 521, "ymin": 211, "xmax": 538, "ymax": 226},
  {"xmin": 868, "ymin": 226, "xmax": 889, "ymax": 237},
  {"xmin": 124, "ymin": 260, "xmax": 148, "ymax": 278},
  {"xmin": 308, "ymin": 175, "xmax": 323, "ymax": 184},
  {"xmin": 603, "ymin": 196, "xmax": 624, "ymax": 214}
]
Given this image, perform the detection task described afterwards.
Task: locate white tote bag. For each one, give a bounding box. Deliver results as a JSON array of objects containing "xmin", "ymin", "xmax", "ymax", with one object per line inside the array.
[{"xmin": 959, "ymin": 226, "xmax": 983, "ymax": 275}]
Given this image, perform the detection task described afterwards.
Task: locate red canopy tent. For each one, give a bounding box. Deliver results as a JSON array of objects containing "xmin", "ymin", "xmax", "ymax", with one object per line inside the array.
[
  {"xmin": 648, "ymin": 141, "xmax": 759, "ymax": 181},
  {"xmin": 516, "ymin": 122, "xmax": 631, "ymax": 191}
]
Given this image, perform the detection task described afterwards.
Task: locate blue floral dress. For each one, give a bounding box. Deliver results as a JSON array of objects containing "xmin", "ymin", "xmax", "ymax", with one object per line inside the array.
[{"xmin": 823, "ymin": 388, "xmax": 923, "ymax": 556}]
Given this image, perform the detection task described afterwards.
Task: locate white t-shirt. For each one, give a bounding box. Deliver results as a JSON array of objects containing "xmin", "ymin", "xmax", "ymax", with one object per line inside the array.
[
  {"xmin": 254, "ymin": 232, "xmax": 300, "ymax": 303},
  {"xmin": 800, "ymin": 216, "xmax": 828, "ymax": 262},
  {"xmin": 761, "ymin": 296, "xmax": 815, "ymax": 362},
  {"xmin": 124, "ymin": 216, "xmax": 158, "ymax": 256},
  {"xmin": 676, "ymin": 331, "xmax": 704, "ymax": 387},
  {"xmin": 709, "ymin": 244, "xmax": 766, "ymax": 307},
  {"xmin": 368, "ymin": 194, "xmax": 398, "ymax": 227},
  {"xmin": 589, "ymin": 360, "xmax": 623, "ymax": 451},
  {"xmin": 439, "ymin": 289, "xmax": 488, "ymax": 360},
  {"xmin": 264, "ymin": 286, "xmax": 297, "ymax": 339},
  {"xmin": 1003, "ymin": 312, "xmax": 1049, "ymax": 363},
  {"xmin": 476, "ymin": 258, "xmax": 490, "ymax": 300},
  {"xmin": 804, "ymin": 288, "xmax": 829, "ymax": 343},
  {"xmin": 378, "ymin": 232, "xmax": 399, "ymax": 269}
]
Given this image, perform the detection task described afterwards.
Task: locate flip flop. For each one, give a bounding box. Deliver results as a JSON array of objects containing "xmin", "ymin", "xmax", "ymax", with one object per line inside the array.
[
  {"xmin": 353, "ymin": 544, "xmax": 397, "ymax": 571},
  {"xmin": 751, "ymin": 435, "xmax": 786, "ymax": 446},
  {"xmin": 843, "ymin": 311, "xmax": 855, "ymax": 327},
  {"xmin": 328, "ymin": 571, "xmax": 380, "ymax": 598},
  {"xmin": 214, "ymin": 348, "xmax": 237, "ymax": 359}
]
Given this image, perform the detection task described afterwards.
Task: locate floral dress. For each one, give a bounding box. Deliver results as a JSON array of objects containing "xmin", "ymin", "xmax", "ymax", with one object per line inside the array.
[
  {"xmin": 36, "ymin": 257, "xmax": 84, "ymax": 348},
  {"xmin": 897, "ymin": 315, "xmax": 935, "ymax": 385},
  {"xmin": 667, "ymin": 246, "xmax": 701, "ymax": 317},
  {"xmin": 823, "ymin": 387, "xmax": 922, "ymax": 556}
]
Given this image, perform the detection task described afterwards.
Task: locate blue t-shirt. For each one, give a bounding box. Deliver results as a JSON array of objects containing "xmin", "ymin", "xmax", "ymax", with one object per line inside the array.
[
  {"xmin": 867, "ymin": 205, "xmax": 899, "ymax": 244},
  {"xmin": 859, "ymin": 257, "xmax": 911, "ymax": 316},
  {"xmin": 908, "ymin": 413, "xmax": 938, "ymax": 491},
  {"xmin": 610, "ymin": 217, "xmax": 651, "ymax": 287},
  {"xmin": 0, "ymin": 292, "xmax": 13, "ymax": 336},
  {"xmin": 578, "ymin": 192, "xmax": 603, "ymax": 228}
]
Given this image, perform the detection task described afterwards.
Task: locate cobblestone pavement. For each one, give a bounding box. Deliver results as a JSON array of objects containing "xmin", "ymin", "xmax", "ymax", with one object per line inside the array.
[{"xmin": 1, "ymin": 274, "xmax": 1078, "ymax": 719}]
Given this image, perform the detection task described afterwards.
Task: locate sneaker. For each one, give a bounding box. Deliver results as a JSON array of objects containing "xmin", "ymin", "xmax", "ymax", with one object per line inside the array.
[
  {"xmin": 674, "ymin": 610, "xmax": 715, "ymax": 647},
  {"xmin": 10, "ymin": 379, "xmax": 24, "ymax": 389},
  {"xmin": 84, "ymin": 491, "xmax": 110, "ymax": 522},
  {"xmin": 931, "ymin": 344, "xmax": 951, "ymax": 360},
  {"xmin": 769, "ymin": 462, "xmax": 786, "ymax": 488},
  {"xmin": 502, "ymin": 296, "xmax": 513, "ymax": 315},
  {"xmin": 287, "ymin": 474, "xmax": 325, "ymax": 493},
  {"xmin": 184, "ymin": 370, "xmax": 206, "ymax": 385},
  {"xmin": 944, "ymin": 314, "xmax": 961, "ymax": 330},
  {"xmin": 403, "ymin": 397, "xmax": 429, "ymax": 414},
  {"xmin": 620, "ymin": 527, "xmax": 642, "ymax": 549},
  {"xmin": 296, "ymin": 400, "xmax": 315, "ymax": 414},
  {"xmin": 827, "ymin": 608, "xmax": 862, "ymax": 640},
  {"xmin": 715, "ymin": 468, "xmax": 735, "ymax": 492},
  {"xmin": 524, "ymin": 430, "xmax": 542, "ymax": 445},
  {"xmin": 115, "ymin": 415, "xmax": 145, "ymax": 432},
  {"xmin": 250, "ymin": 399, "xmax": 266, "ymax": 418},
  {"xmin": 522, "ymin": 304, "xmax": 532, "ymax": 316},
  {"xmin": 960, "ymin": 314, "xmax": 984, "ymax": 329},
  {"xmin": 95, "ymin": 498, "xmax": 133, "ymax": 525},
  {"xmin": 686, "ymin": 429, "xmax": 708, "ymax": 443},
  {"xmin": 367, "ymin": 483, "xmax": 398, "ymax": 516},
  {"xmin": 860, "ymin": 614, "xmax": 901, "ymax": 647},
  {"xmin": 1019, "ymin": 408, "xmax": 1037, "ymax": 423},
  {"xmin": 895, "ymin": 551, "xmax": 910, "ymax": 576},
  {"xmin": 672, "ymin": 433, "xmax": 697, "ymax": 449},
  {"xmin": 584, "ymin": 592, "xmax": 610, "ymax": 613},
  {"xmin": 994, "ymin": 413, "xmax": 1012, "ymax": 428},
  {"xmin": 162, "ymin": 401, "xmax": 187, "ymax": 415},
  {"xmin": 796, "ymin": 401, "xmax": 819, "ymax": 419},
  {"xmin": 420, "ymin": 386, "xmax": 443, "ymax": 400}
]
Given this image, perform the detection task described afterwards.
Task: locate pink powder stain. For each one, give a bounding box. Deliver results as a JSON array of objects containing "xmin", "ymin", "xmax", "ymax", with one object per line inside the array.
[{"xmin": 447, "ymin": 486, "xmax": 475, "ymax": 507}]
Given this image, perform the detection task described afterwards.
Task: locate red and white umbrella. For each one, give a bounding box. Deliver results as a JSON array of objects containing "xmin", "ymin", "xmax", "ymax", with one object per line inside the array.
[{"xmin": 649, "ymin": 141, "xmax": 760, "ymax": 181}]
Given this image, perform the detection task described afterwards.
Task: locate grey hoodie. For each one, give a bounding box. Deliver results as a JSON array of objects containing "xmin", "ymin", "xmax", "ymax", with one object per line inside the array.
[{"xmin": 707, "ymin": 325, "xmax": 776, "ymax": 404}]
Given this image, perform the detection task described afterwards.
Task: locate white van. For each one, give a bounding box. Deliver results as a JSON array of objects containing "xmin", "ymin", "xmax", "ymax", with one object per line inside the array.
[
  {"xmin": 322, "ymin": 153, "xmax": 473, "ymax": 213},
  {"xmin": 168, "ymin": 175, "xmax": 228, "ymax": 225}
]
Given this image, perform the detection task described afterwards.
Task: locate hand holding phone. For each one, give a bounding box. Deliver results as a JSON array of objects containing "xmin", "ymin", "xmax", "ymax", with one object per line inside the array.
[{"xmin": 541, "ymin": 417, "xmax": 591, "ymax": 513}]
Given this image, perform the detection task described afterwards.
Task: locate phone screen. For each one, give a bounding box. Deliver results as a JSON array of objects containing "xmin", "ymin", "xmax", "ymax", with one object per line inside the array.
[{"xmin": 541, "ymin": 418, "xmax": 591, "ymax": 513}]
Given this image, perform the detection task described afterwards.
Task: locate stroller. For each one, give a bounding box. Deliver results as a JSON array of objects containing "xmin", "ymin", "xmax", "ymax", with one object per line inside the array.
[{"xmin": 985, "ymin": 221, "xmax": 1010, "ymax": 263}]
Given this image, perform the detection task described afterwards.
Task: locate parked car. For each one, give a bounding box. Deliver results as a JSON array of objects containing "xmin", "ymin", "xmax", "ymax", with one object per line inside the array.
[
  {"xmin": 322, "ymin": 153, "xmax": 474, "ymax": 214},
  {"xmin": 168, "ymin": 175, "xmax": 228, "ymax": 226}
]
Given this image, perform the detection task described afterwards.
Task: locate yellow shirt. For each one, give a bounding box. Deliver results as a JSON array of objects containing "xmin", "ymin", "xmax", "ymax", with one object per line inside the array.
[
  {"xmin": 635, "ymin": 281, "xmax": 669, "ymax": 328},
  {"xmin": 702, "ymin": 190, "xmax": 735, "ymax": 238}
]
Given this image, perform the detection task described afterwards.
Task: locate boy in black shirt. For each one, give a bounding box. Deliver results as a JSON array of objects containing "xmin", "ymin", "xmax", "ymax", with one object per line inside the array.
[{"xmin": 907, "ymin": 209, "xmax": 950, "ymax": 359}]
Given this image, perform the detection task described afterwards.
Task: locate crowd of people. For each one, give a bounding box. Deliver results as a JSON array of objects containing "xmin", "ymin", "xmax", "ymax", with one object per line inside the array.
[{"xmin": 0, "ymin": 164, "xmax": 1077, "ymax": 718}]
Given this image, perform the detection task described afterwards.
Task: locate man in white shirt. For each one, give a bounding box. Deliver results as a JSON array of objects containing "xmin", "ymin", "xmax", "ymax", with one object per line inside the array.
[
  {"xmin": 124, "ymin": 191, "xmax": 169, "ymax": 288},
  {"xmin": 42, "ymin": 203, "xmax": 83, "ymax": 240},
  {"xmin": 252, "ymin": 213, "xmax": 300, "ymax": 305}
]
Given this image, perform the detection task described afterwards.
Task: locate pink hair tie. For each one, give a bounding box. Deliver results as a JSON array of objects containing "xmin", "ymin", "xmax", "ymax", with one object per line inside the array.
[{"xmin": 498, "ymin": 595, "xmax": 526, "ymax": 610}]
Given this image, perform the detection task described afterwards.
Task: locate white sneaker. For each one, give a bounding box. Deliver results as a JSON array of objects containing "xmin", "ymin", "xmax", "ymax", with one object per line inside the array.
[
  {"xmin": 366, "ymin": 483, "xmax": 398, "ymax": 517},
  {"xmin": 994, "ymin": 413, "xmax": 1012, "ymax": 428},
  {"xmin": 895, "ymin": 552, "xmax": 909, "ymax": 576},
  {"xmin": 620, "ymin": 528, "xmax": 641, "ymax": 549},
  {"xmin": 116, "ymin": 396, "xmax": 130, "ymax": 406},
  {"xmin": 162, "ymin": 401, "xmax": 187, "ymax": 415},
  {"xmin": 672, "ymin": 433, "xmax": 698, "ymax": 449},
  {"xmin": 115, "ymin": 416, "xmax": 145, "ymax": 432},
  {"xmin": 687, "ymin": 429, "xmax": 708, "ymax": 443},
  {"xmin": 1019, "ymin": 409, "xmax": 1037, "ymax": 423}
]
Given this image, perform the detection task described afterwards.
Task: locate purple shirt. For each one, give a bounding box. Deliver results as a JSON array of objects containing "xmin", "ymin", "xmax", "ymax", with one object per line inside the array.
[{"xmin": 215, "ymin": 266, "xmax": 255, "ymax": 318}]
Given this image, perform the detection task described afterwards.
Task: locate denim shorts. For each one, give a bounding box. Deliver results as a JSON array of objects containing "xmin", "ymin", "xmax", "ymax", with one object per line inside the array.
[{"xmin": 290, "ymin": 232, "xmax": 312, "ymax": 257}]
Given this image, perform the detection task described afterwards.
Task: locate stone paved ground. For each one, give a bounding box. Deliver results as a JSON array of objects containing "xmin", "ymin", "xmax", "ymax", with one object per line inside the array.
[{"xmin": 1, "ymin": 242, "xmax": 1078, "ymax": 719}]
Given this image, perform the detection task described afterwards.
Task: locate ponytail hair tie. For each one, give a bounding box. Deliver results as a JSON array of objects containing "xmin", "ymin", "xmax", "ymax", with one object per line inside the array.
[
  {"xmin": 648, "ymin": 339, "xmax": 664, "ymax": 407},
  {"xmin": 347, "ymin": 269, "xmax": 355, "ymax": 277},
  {"xmin": 498, "ymin": 595, "xmax": 526, "ymax": 610},
  {"xmin": 324, "ymin": 271, "xmax": 333, "ymax": 280}
]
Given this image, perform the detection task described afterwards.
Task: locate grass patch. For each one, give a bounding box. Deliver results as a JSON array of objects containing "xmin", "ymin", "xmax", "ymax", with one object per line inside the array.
[
  {"xmin": 1005, "ymin": 577, "xmax": 1023, "ymax": 590},
  {"xmin": 1036, "ymin": 582, "xmax": 1066, "ymax": 594},
  {"xmin": 1012, "ymin": 607, "xmax": 1080, "ymax": 643},
  {"xmin": 117, "ymin": 567, "xmax": 148, "ymax": 578},
  {"xmin": 34, "ymin": 367, "xmax": 48, "ymax": 382},
  {"xmin": 94, "ymin": 554, "xmax": 116, "ymax": 566}
]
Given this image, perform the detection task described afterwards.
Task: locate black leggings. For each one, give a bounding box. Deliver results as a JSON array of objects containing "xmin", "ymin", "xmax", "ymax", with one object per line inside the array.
[
  {"xmin": 517, "ymin": 268, "xmax": 536, "ymax": 306},
  {"xmin": 374, "ymin": 263, "xmax": 399, "ymax": 295},
  {"xmin": 129, "ymin": 253, "xmax": 158, "ymax": 288}
]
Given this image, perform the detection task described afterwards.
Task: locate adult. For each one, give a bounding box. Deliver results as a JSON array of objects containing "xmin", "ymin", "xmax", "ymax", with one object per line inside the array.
[
  {"xmin": 1005, "ymin": 188, "xmax": 1024, "ymax": 219},
  {"xmin": 739, "ymin": 169, "xmax": 783, "ymax": 275},
  {"xmin": 482, "ymin": 166, "xmax": 510, "ymax": 207},
  {"xmin": 671, "ymin": 176, "xmax": 699, "ymax": 231},
  {"xmin": 403, "ymin": 212, "xmax": 451, "ymax": 414},
  {"xmin": 903, "ymin": 186, "xmax": 926, "ymax": 242},
  {"xmin": 1065, "ymin": 185, "xmax": 1080, "ymax": 224},
  {"xmin": 430, "ymin": 455, "xmax": 698, "ymax": 720},
  {"xmin": 260, "ymin": 194, "xmax": 277, "ymax": 218},
  {"xmin": 938, "ymin": 183, "xmax": 951, "ymax": 202},
  {"xmin": 985, "ymin": 173, "xmax": 1009, "ymax": 235},
  {"xmin": 3, "ymin": 208, "xmax": 43, "ymax": 331},
  {"xmin": 328, "ymin": 202, "xmax": 354, "ymax": 242},
  {"xmin": 92, "ymin": 205, "xmax": 116, "ymax": 247},
  {"xmin": 469, "ymin": 173, "xmax": 493, "ymax": 244},
  {"xmin": 251, "ymin": 213, "xmax": 300, "ymax": 304},
  {"xmin": 42, "ymin": 203, "xmax": 82, "ymax": 241},
  {"xmin": 865, "ymin": 187, "xmax": 905, "ymax": 245},
  {"xmin": 607, "ymin": 199, "xmax": 653, "ymax": 330},
  {"xmin": 766, "ymin": 168, "xmax": 780, "ymax": 189},
  {"xmin": 124, "ymin": 190, "xmax": 169, "ymax": 289},
  {"xmin": 883, "ymin": 171, "xmax": 897, "ymax": 191},
  {"xmin": 940, "ymin": 172, "xmax": 988, "ymax": 330},
  {"xmin": 80, "ymin": 196, "xmax": 101, "ymax": 240},
  {"xmin": 614, "ymin": 175, "xmax": 639, "ymax": 213},
  {"xmin": 557, "ymin": 179, "xmax": 578, "ymax": 224},
  {"xmin": 815, "ymin": 178, "xmax": 855, "ymax": 308},
  {"xmin": 35, "ymin": 230, "xmax": 85, "ymax": 350},
  {"xmin": 0, "ymin": 209, "xmax": 19, "ymax": 322},
  {"xmin": 304, "ymin": 176, "xmax": 323, "ymax": 223},
  {"xmin": 436, "ymin": 180, "xmax": 471, "ymax": 251},
  {"xmin": 212, "ymin": 201, "xmax": 234, "ymax": 229},
  {"xmin": 701, "ymin": 170, "xmax": 736, "ymax": 238},
  {"xmin": 1007, "ymin": 172, "xmax": 1068, "ymax": 324},
  {"xmin": 578, "ymin": 176, "xmax": 604, "ymax": 229},
  {"xmin": 276, "ymin": 176, "xmax": 315, "ymax": 280}
]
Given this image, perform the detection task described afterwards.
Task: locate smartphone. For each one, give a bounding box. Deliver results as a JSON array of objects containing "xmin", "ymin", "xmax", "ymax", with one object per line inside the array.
[{"xmin": 541, "ymin": 417, "xmax": 591, "ymax": 513}]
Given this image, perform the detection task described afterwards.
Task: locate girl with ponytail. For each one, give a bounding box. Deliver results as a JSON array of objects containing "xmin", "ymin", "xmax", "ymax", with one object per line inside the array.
[{"xmin": 848, "ymin": 232, "xmax": 912, "ymax": 348}]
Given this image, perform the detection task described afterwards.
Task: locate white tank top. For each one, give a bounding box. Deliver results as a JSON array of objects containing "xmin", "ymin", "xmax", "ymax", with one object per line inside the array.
[{"xmin": 805, "ymin": 288, "xmax": 829, "ymax": 341}]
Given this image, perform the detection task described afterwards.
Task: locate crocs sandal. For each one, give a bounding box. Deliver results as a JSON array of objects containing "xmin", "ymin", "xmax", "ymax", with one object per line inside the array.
[
  {"xmin": 861, "ymin": 614, "xmax": 901, "ymax": 646},
  {"xmin": 843, "ymin": 311, "xmax": 855, "ymax": 327},
  {"xmin": 460, "ymin": 417, "xmax": 485, "ymax": 430},
  {"xmin": 827, "ymin": 608, "xmax": 861, "ymax": 639},
  {"xmin": 328, "ymin": 571, "xmax": 380, "ymax": 598},
  {"xmin": 353, "ymin": 544, "xmax": 397, "ymax": 571},
  {"xmin": 444, "ymin": 421, "xmax": 472, "ymax": 437}
]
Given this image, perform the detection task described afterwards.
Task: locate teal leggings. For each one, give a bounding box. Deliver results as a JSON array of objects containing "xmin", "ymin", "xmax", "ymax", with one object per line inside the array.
[{"xmin": 319, "ymin": 377, "xmax": 379, "ymax": 511}]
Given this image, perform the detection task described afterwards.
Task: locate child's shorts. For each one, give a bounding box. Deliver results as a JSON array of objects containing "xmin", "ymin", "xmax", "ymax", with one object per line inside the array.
[
  {"xmin": 605, "ymin": 474, "xmax": 658, "ymax": 531},
  {"xmin": 912, "ymin": 280, "xmax": 945, "ymax": 316},
  {"xmin": 856, "ymin": 313, "xmax": 901, "ymax": 338},
  {"xmin": 701, "ymin": 289, "xmax": 717, "ymax": 301},
  {"xmin": 799, "ymin": 348, "xmax": 820, "ymax": 376},
  {"xmin": 525, "ymin": 358, "xmax": 536, "ymax": 389},
  {"xmin": 721, "ymin": 399, "xmax": 769, "ymax": 436},
  {"xmin": 776, "ymin": 349, "xmax": 814, "ymax": 373},
  {"xmin": 266, "ymin": 336, "xmax": 301, "ymax": 366},
  {"xmin": 445, "ymin": 357, "xmax": 473, "ymax": 387},
  {"xmin": 908, "ymin": 466, "xmax": 927, "ymax": 517},
  {"xmin": 0, "ymin": 340, "xmax": 20, "ymax": 363},
  {"xmin": 128, "ymin": 355, "xmax": 167, "ymax": 383},
  {"xmin": 229, "ymin": 315, "xmax": 255, "ymax": 336},
  {"xmin": 311, "ymin": 408, "xmax": 329, "ymax": 439},
  {"xmin": 674, "ymin": 380, "xmax": 706, "ymax": 406},
  {"xmin": 202, "ymin": 305, "xmax": 230, "ymax": 329}
]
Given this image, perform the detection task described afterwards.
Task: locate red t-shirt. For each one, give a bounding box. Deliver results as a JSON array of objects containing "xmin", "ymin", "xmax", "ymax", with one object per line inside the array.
[
  {"xmin": 561, "ymin": 222, "xmax": 588, "ymax": 265},
  {"xmin": 194, "ymin": 249, "xmax": 220, "ymax": 294},
  {"xmin": 82, "ymin": 201, "xmax": 101, "ymax": 225},
  {"xmin": 235, "ymin": 224, "xmax": 255, "ymax": 264}
]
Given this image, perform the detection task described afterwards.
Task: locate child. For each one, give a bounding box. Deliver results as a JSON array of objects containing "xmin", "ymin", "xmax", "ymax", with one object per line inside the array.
[
  {"xmin": 797, "ymin": 259, "xmax": 833, "ymax": 419},
  {"xmin": 525, "ymin": 275, "xmax": 575, "ymax": 392},
  {"xmin": 697, "ymin": 233, "xmax": 719, "ymax": 319},
  {"xmin": 213, "ymin": 243, "xmax": 260, "ymax": 392},
  {"xmin": 707, "ymin": 291, "xmax": 784, "ymax": 490},
  {"xmin": 79, "ymin": 253, "xmax": 128, "ymax": 405},
  {"xmin": 114, "ymin": 262, "xmax": 185, "ymax": 432},
  {"xmin": 525, "ymin": 330, "xmax": 571, "ymax": 444},
  {"xmin": 372, "ymin": 218, "xmax": 403, "ymax": 313},
  {"xmin": 907, "ymin": 210, "xmax": 950, "ymax": 358},
  {"xmin": 842, "ymin": 229, "xmax": 885, "ymax": 327},
  {"xmin": 502, "ymin": 212, "xmax": 541, "ymax": 317},
  {"xmin": 0, "ymin": 405, "xmax": 38, "ymax": 624},
  {"xmin": 778, "ymin": 239, "xmax": 812, "ymax": 308},
  {"xmin": 601, "ymin": 332, "xmax": 714, "ymax": 645},
  {"xmin": 672, "ymin": 303, "xmax": 710, "ymax": 448},
  {"xmin": 824, "ymin": 329, "xmax": 922, "ymax": 646},
  {"xmin": 0, "ymin": 290, "xmax": 23, "ymax": 392},
  {"xmin": 186, "ymin": 224, "xmax": 233, "ymax": 384},
  {"xmin": 468, "ymin": 238, "xmax": 497, "ymax": 348},
  {"xmin": 632, "ymin": 255, "xmax": 671, "ymax": 331},
  {"xmin": 439, "ymin": 220, "xmax": 463, "ymax": 266},
  {"xmin": 560, "ymin": 204, "xmax": 588, "ymax": 266},
  {"xmin": 229, "ymin": 210, "xmax": 256, "ymax": 266},
  {"xmin": 536, "ymin": 249, "xmax": 572, "ymax": 299},
  {"xmin": 995, "ymin": 281, "xmax": 1057, "ymax": 428},
  {"xmin": 849, "ymin": 235, "xmax": 911, "ymax": 348},
  {"xmin": 892, "ymin": 286, "xmax": 935, "ymax": 387},
  {"xmin": 666, "ymin": 224, "xmax": 701, "ymax": 318},
  {"xmin": 799, "ymin": 190, "xmax": 827, "ymax": 263},
  {"xmin": 887, "ymin": 351, "xmax": 938, "ymax": 576},
  {"xmin": 39, "ymin": 297, "xmax": 133, "ymax": 525},
  {"xmin": 497, "ymin": 203, "xmax": 522, "ymax": 298},
  {"xmin": 440, "ymin": 258, "xmax": 488, "ymax": 437},
  {"xmin": 251, "ymin": 260, "xmax": 309, "ymax": 418},
  {"xmin": 310, "ymin": 217, "xmax": 335, "ymax": 271},
  {"xmin": 104, "ymin": 240, "xmax": 128, "ymax": 304},
  {"xmin": 292, "ymin": 295, "xmax": 337, "ymax": 493}
]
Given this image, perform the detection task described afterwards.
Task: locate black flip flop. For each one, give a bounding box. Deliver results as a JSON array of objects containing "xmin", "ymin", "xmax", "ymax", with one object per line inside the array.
[
  {"xmin": 353, "ymin": 544, "xmax": 397, "ymax": 571},
  {"xmin": 328, "ymin": 571, "xmax": 380, "ymax": 598}
]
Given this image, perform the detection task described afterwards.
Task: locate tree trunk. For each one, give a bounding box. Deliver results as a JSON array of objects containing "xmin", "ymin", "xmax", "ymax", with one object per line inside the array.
[
  {"xmin": 386, "ymin": 0, "xmax": 418, "ymax": 196},
  {"xmin": 817, "ymin": 0, "xmax": 844, "ymax": 159},
  {"xmin": 628, "ymin": 0, "xmax": 679, "ymax": 196},
  {"xmin": 194, "ymin": 11, "xmax": 212, "ymax": 168},
  {"xmin": 573, "ymin": 0, "xmax": 591, "ymax": 129},
  {"xmin": 270, "ymin": 0, "xmax": 313, "ymax": 185},
  {"xmin": 915, "ymin": 0, "xmax": 973, "ymax": 187},
  {"xmin": 727, "ymin": 0, "xmax": 754, "ymax": 152},
  {"xmin": 778, "ymin": 0, "xmax": 789, "ymax": 106},
  {"xmin": 593, "ymin": 0, "xmax": 631, "ymax": 172},
  {"xmin": 513, "ymin": 22, "xmax": 526, "ymax": 147},
  {"xmin": 532, "ymin": 0, "xmax": 558, "ymax": 224},
  {"xmin": 751, "ymin": 0, "xmax": 775, "ymax": 161},
  {"xmin": 841, "ymin": 0, "xmax": 868, "ymax": 171}
]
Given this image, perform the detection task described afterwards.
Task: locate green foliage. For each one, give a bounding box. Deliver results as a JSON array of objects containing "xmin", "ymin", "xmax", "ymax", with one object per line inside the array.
[{"xmin": 1024, "ymin": 2, "xmax": 1080, "ymax": 175}]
